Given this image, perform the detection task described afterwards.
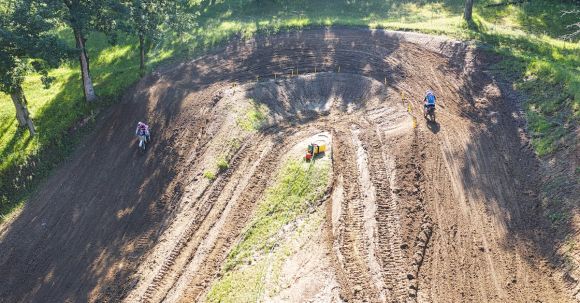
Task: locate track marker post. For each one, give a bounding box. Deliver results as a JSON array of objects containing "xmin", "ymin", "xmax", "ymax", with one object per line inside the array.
[
  {"xmin": 403, "ymin": 92, "xmax": 417, "ymax": 128},
  {"xmin": 338, "ymin": 66, "xmax": 340, "ymax": 73}
]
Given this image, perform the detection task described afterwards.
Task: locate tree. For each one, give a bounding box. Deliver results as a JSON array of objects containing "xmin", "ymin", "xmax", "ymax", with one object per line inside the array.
[
  {"xmin": 0, "ymin": 0, "xmax": 70, "ymax": 135},
  {"xmin": 561, "ymin": 9, "xmax": 580, "ymax": 40},
  {"xmin": 166, "ymin": 0, "xmax": 198, "ymax": 46},
  {"xmin": 120, "ymin": 0, "xmax": 171, "ymax": 76},
  {"xmin": 43, "ymin": 0, "xmax": 117, "ymax": 102},
  {"xmin": 464, "ymin": 0, "xmax": 474, "ymax": 22}
]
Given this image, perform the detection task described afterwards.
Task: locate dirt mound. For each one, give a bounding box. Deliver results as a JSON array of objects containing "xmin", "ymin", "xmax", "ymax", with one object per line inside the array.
[{"xmin": 0, "ymin": 28, "xmax": 572, "ymax": 302}]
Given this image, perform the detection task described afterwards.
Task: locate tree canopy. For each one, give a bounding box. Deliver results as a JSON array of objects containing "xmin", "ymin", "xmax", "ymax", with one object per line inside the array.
[{"xmin": 0, "ymin": 0, "xmax": 70, "ymax": 94}]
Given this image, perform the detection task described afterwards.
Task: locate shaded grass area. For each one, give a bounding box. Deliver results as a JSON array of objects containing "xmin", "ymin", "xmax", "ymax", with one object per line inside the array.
[
  {"xmin": 0, "ymin": 0, "xmax": 578, "ymax": 219},
  {"xmin": 0, "ymin": 29, "xmax": 177, "ymax": 219},
  {"xmin": 206, "ymin": 159, "xmax": 330, "ymax": 302}
]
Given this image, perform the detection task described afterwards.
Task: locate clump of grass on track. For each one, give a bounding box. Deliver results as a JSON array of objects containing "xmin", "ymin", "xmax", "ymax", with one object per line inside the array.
[
  {"xmin": 236, "ymin": 99, "xmax": 269, "ymax": 132},
  {"xmin": 206, "ymin": 159, "xmax": 330, "ymax": 302}
]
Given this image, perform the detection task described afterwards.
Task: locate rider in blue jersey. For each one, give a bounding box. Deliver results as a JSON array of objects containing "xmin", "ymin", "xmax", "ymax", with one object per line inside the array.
[{"xmin": 423, "ymin": 90, "xmax": 436, "ymax": 115}]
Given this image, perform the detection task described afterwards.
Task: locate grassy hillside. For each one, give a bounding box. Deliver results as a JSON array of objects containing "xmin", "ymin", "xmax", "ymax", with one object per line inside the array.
[{"xmin": 1, "ymin": 0, "xmax": 578, "ymax": 219}]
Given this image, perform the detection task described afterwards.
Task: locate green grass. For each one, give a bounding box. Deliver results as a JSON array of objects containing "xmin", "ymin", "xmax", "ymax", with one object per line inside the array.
[
  {"xmin": 206, "ymin": 159, "xmax": 330, "ymax": 302},
  {"xmin": 236, "ymin": 99, "xmax": 269, "ymax": 132},
  {"xmin": 1, "ymin": 0, "xmax": 578, "ymax": 219},
  {"xmin": 217, "ymin": 155, "xmax": 230, "ymax": 172},
  {"xmin": 224, "ymin": 159, "xmax": 329, "ymax": 271},
  {"xmin": 203, "ymin": 170, "xmax": 217, "ymax": 180}
]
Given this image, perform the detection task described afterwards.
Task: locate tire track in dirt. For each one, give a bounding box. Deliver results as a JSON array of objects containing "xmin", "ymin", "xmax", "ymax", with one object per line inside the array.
[
  {"xmin": 330, "ymin": 126, "xmax": 381, "ymax": 302},
  {"xmin": 405, "ymin": 128, "xmax": 433, "ymax": 301},
  {"xmin": 160, "ymin": 139, "xmax": 276, "ymax": 302},
  {"xmin": 134, "ymin": 138, "xmax": 255, "ymax": 303},
  {"xmin": 358, "ymin": 124, "xmax": 408, "ymax": 301},
  {"xmin": 350, "ymin": 125, "xmax": 390, "ymax": 302}
]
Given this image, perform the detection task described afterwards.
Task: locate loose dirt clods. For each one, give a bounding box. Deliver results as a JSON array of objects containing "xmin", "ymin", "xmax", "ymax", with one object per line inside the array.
[{"xmin": 0, "ymin": 28, "xmax": 573, "ymax": 303}]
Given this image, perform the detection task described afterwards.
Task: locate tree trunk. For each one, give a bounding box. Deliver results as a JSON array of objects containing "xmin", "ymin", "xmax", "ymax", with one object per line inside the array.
[
  {"xmin": 74, "ymin": 28, "xmax": 97, "ymax": 102},
  {"xmin": 10, "ymin": 86, "xmax": 36, "ymax": 136},
  {"xmin": 464, "ymin": 0, "xmax": 474, "ymax": 22},
  {"xmin": 139, "ymin": 34, "xmax": 146, "ymax": 76}
]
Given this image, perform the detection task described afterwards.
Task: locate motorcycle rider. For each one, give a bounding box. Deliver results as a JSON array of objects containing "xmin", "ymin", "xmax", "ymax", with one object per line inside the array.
[
  {"xmin": 423, "ymin": 90, "xmax": 436, "ymax": 116},
  {"xmin": 135, "ymin": 121, "xmax": 150, "ymax": 143}
]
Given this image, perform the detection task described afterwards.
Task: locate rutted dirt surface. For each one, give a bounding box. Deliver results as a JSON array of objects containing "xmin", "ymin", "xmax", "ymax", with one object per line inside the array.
[{"xmin": 0, "ymin": 28, "xmax": 573, "ymax": 302}]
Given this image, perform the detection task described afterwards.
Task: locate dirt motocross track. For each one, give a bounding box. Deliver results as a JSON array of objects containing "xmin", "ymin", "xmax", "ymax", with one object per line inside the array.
[{"xmin": 0, "ymin": 28, "xmax": 573, "ymax": 302}]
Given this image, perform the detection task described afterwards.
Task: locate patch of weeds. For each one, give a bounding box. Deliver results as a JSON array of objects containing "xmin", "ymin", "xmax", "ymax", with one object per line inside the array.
[
  {"xmin": 542, "ymin": 175, "xmax": 570, "ymax": 197},
  {"xmin": 237, "ymin": 99, "xmax": 268, "ymax": 132},
  {"xmin": 228, "ymin": 137, "xmax": 241, "ymax": 150},
  {"xmin": 203, "ymin": 170, "xmax": 216, "ymax": 180},
  {"xmin": 216, "ymin": 155, "xmax": 229, "ymax": 172},
  {"xmin": 548, "ymin": 211, "xmax": 568, "ymax": 225},
  {"xmin": 207, "ymin": 258, "xmax": 268, "ymax": 303}
]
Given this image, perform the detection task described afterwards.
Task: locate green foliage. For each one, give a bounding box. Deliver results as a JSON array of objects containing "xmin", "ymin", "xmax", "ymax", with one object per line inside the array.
[
  {"xmin": 204, "ymin": 170, "xmax": 216, "ymax": 180},
  {"xmin": 114, "ymin": 0, "xmax": 183, "ymax": 73},
  {"xmin": 42, "ymin": 0, "xmax": 119, "ymax": 35},
  {"xmin": 216, "ymin": 155, "xmax": 229, "ymax": 172},
  {"xmin": 228, "ymin": 138, "xmax": 241, "ymax": 150},
  {"xmin": 207, "ymin": 259, "xmax": 268, "ymax": 303},
  {"xmin": 237, "ymin": 100, "xmax": 268, "ymax": 132},
  {"xmin": 0, "ymin": 0, "xmax": 70, "ymax": 94},
  {"xmin": 548, "ymin": 211, "xmax": 567, "ymax": 224}
]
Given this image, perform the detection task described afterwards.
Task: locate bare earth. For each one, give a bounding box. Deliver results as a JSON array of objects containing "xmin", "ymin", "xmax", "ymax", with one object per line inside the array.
[{"xmin": 0, "ymin": 28, "xmax": 573, "ymax": 302}]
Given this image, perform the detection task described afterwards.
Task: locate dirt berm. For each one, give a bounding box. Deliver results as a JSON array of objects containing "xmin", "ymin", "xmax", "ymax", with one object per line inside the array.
[{"xmin": 0, "ymin": 28, "xmax": 573, "ymax": 302}]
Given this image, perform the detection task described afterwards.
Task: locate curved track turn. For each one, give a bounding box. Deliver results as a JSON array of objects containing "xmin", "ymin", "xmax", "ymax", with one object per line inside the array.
[{"xmin": 0, "ymin": 28, "xmax": 571, "ymax": 303}]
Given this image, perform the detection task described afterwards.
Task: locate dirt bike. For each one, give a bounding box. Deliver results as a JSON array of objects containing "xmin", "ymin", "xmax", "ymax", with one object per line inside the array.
[
  {"xmin": 424, "ymin": 104, "xmax": 436, "ymax": 122},
  {"xmin": 138, "ymin": 135, "xmax": 147, "ymax": 152},
  {"xmin": 137, "ymin": 131, "xmax": 151, "ymax": 152}
]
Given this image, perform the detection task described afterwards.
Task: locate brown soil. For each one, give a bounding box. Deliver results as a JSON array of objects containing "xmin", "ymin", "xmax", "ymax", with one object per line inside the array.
[{"xmin": 0, "ymin": 28, "xmax": 573, "ymax": 302}]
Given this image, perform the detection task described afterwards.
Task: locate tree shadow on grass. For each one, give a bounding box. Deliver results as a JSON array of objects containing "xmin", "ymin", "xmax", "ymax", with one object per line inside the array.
[{"xmin": 476, "ymin": 0, "xmax": 580, "ymax": 41}]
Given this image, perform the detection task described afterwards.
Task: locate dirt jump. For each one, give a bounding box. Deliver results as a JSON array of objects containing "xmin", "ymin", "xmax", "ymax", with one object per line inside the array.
[{"xmin": 0, "ymin": 28, "xmax": 573, "ymax": 302}]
